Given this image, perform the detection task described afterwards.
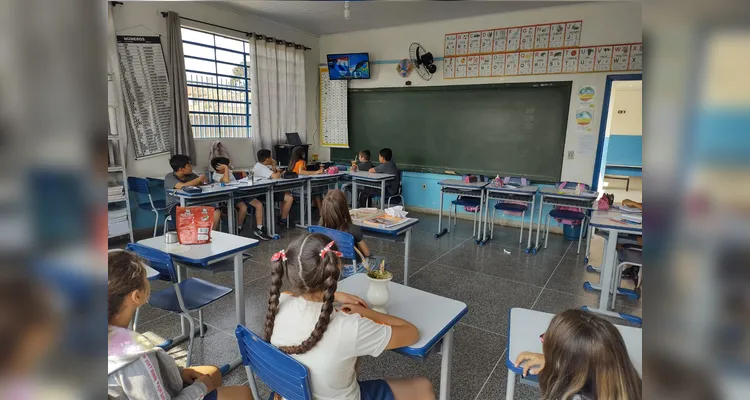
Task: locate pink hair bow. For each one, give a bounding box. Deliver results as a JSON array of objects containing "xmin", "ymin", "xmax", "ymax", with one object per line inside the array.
[
  {"xmin": 320, "ymin": 241, "xmax": 343, "ymax": 258},
  {"xmin": 271, "ymin": 250, "xmax": 288, "ymax": 262}
]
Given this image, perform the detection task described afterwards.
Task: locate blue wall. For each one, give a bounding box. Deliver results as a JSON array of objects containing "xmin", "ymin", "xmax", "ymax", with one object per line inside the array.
[{"xmin": 604, "ymin": 135, "xmax": 642, "ymax": 167}]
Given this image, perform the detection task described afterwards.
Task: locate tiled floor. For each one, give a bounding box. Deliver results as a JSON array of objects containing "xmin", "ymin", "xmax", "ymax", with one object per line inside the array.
[{"xmin": 128, "ymin": 211, "xmax": 642, "ymax": 400}]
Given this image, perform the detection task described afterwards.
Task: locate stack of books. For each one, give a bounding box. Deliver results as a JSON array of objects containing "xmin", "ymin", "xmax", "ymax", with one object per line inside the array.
[
  {"xmin": 108, "ymin": 206, "xmax": 129, "ymax": 237},
  {"xmin": 108, "ymin": 183, "xmax": 124, "ymax": 202}
]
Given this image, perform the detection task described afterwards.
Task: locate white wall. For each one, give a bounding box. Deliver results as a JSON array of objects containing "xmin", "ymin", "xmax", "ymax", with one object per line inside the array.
[
  {"xmin": 609, "ymin": 87, "xmax": 642, "ymax": 136},
  {"xmin": 319, "ymin": 2, "xmax": 642, "ymax": 184},
  {"xmin": 111, "ymin": 2, "xmax": 320, "ymax": 178}
]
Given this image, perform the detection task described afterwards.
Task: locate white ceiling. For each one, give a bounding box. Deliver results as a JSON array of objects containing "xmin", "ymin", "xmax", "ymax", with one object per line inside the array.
[{"xmin": 217, "ymin": 1, "xmax": 585, "ymax": 36}]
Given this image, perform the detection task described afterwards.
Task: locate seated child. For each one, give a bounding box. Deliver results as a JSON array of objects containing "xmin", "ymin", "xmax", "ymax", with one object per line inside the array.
[
  {"xmin": 164, "ymin": 154, "xmax": 221, "ymax": 230},
  {"xmin": 266, "ymin": 233, "xmax": 435, "ymax": 400},
  {"xmin": 350, "ymin": 149, "xmax": 374, "ymax": 172},
  {"xmin": 107, "ymin": 250, "xmax": 254, "ymax": 400},
  {"xmin": 253, "ymin": 149, "xmax": 294, "ymax": 225},
  {"xmin": 514, "ymin": 309, "xmax": 641, "ymax": 400},
  {"xmin": 212, "ymin": 156, "xmax": 271, "ymax": 241},
  {"xmin": 320, "ymin": 189, "xmax": 370, "ymax": 276},
  {"xmin": 288, "ymin": 146, "xmax": 324, "ymax": 210},
  {"xmin": 363, "ymin": 148, "xmax": 400, "ymax": 206}
]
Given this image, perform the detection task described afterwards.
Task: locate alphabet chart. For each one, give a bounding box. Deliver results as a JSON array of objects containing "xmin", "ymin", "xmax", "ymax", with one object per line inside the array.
[
  {"xmin": 319, "ymin": 68, "xmax": 349, "ymax": 148},
  {"xmin": 443, "ymin": 20, "xmax": 641, "ymax": 79}
]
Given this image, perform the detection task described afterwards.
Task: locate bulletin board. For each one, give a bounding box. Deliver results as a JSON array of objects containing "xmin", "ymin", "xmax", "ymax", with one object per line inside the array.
[
  {"xmin": 443, "ymin": 21, "xmax": 642, "ymax": 79},
  {"xmin": 319, "ymin": 67, "xmax": 349, "ymax": 148}
]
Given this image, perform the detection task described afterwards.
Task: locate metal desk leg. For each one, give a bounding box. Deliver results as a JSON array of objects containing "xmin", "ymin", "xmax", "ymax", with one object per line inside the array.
[
  {"xmin": 219, "ymin": 252, "xmax": 246, "ymax": 374},
  {"xmin": 525, "ymin": 195, "xmax": 536, "ymax": 253},
  {"xmin": 403, "ymin": 228, "xmax": 411, "ymax": 286},
  {"xmin": 307, "ymin": 180, "xmax": 313, "ymax": 227},
  {"xmin": 435, "ymin": 189, "xmax": 448, "ymax": 238},
  {"xmin": 246, "ymin": 366, "xmax": 260, "ymax": 400},
  {"xmin": 352, "ymin": 181, "xmax": 358, "ymax": 209},
  {"xmin": 439, "ymin": 328, "xmax": 454, "ymax": 400},
  {"xmin": 506, "ymin": 369, "xmax": 516, "ymax": 400},
  {"xmin": 533, "ymin": 195, "xmax": 545, "ymax": 253},
  {"xmin": 480, "ymin": 191, "xmax": 490, "ymax": 245},
  {"xmin": 227, "ymin": 193, "xmax": 236, "ymax": 235},
  {"xmin": 296, "ymin": 184, "xmax": 306, "ymax": 229},
  {"xmin": 268, "ymin": 189, "xmax": 279, "ymax": 239},
  {"xmin": 380, "ymin": 180, "xmax": 386, "ymax": 210}
]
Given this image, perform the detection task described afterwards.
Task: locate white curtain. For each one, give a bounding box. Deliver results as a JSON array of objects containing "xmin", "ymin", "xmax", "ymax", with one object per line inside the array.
[{"xmin": 249, "ymin": 36, "xmax": 307, "ymax": 152}]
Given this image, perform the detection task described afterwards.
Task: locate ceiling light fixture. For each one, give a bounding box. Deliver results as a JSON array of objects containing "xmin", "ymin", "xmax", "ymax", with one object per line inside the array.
[{"xmin": 344, "ymin": 1, "xmax": 351, "ymax": 20}]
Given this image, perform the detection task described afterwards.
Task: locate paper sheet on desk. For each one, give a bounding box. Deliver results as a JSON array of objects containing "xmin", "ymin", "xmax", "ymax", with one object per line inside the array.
[
  {"xmin": 615, "ymin": 204, "xmax": 642, "ymax": 213},
  {"xmin": 385, "ymin": 206, "xmax": 408, "ymax": 218}
]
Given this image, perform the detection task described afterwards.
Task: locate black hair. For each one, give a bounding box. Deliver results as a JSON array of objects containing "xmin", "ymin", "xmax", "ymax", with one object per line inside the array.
[
  {"xmin": 210, "ymin": 156, "xmax": 230, "ymax": 170},
  {"xmin": 379, "ymin": 148, "xmax": 393, "ymax": 162},
  {"xmin": 359, "ymin": 149, "xmax": 371, "ymax": 160},
  {"xmin": 169, "ymin": 154, "xmax": 191, "ymax": 172},
  {"xmin": 265, "ymin": 233, "xmax": 341, "ymax": 355},
  {"xmin": 288, "ymin": 146, "xmax": 305, "ymax": 171},
  {"xmin": 257, "ymin": 149, "xmax": 272, "ymax": 163}
]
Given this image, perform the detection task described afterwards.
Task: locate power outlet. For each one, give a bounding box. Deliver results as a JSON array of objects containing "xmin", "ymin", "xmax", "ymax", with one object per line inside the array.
[
  {"xmin": 567, "ymin": 151, "xmax": 575, "ymax": 159},
  {"xmin": 422, "ymin": 184, "xmax": 427, "ymax": 190}
]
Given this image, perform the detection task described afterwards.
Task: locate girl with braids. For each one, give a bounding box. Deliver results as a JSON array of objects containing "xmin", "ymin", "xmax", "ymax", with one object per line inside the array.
[
  {"xmin": 107, "ymin": 250, "xmax": 253, "ymax": 400},
  {"xmin": 514, "ymin": 309, "xmax": 641, "ymax": 400},
  {"xmin": 266, "ymin": 233, "xmax": 435, "ymax": 400}
]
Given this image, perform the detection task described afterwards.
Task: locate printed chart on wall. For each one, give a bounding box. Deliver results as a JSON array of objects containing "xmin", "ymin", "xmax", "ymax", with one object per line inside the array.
[
  {"xmin": 319, "ymin": 68, "xmax": 349, "ymax": 148},
  {"xmin": 443, "ymin": 21, "xmax": 642, "ymax": 79},
  {"xmin": 116, "ymin": 36, "xmax": 171, "ymax": 159}
]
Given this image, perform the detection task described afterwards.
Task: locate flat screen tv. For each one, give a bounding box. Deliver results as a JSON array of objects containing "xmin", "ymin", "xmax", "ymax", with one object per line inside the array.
[{"xmin": 327, "ymin": 53, "xmax": 370, "ymax": 80}]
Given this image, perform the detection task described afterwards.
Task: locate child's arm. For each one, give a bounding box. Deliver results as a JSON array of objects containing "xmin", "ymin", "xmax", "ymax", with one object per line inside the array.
[
  {"xmin": 341, "ymin": 304, "xmax": 418, "ymax": 349},
  {"xmin": 218, "ymin": 166, "xmax": 231, "ymax": 183},
  {"xmin": 298, "ymin": 168, "xmax": 323, "ymax": 175},
  {"xmin": 174, "ymin": 175, "xmax": 206, "ymax": 189},
  {"xmin": 357, "ymin": 240, "xmax": 371, "ymax": 258},
  {"xmin": 514, "ymin": 351, "xmax": 545, "ymax": 377}
]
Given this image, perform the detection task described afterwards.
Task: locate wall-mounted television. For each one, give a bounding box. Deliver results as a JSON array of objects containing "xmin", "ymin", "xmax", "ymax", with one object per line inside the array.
[{"xmin": 326, "ymin": 53, "xmax": 370, "ymax": 80}]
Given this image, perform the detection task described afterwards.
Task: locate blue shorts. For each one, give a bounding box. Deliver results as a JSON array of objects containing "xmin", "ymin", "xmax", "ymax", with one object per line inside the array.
[
  {"xmin": 204, "ymin": 390, "xmax": 218, "ymax": 400},
  {"xmin": 359, "ymin": 379, "xmax": 395, "ymax": 400}
]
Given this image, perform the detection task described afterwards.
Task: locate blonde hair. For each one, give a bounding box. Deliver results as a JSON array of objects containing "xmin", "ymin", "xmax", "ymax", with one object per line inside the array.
[{"xmin": 540, "ymin": 310, "xmax": 641, "ymax": 400}]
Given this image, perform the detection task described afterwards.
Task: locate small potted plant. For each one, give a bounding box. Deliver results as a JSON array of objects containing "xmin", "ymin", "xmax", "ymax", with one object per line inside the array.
[{"xmin": 366, "ymin": 260, "xmax": 392, "ymax": 314}]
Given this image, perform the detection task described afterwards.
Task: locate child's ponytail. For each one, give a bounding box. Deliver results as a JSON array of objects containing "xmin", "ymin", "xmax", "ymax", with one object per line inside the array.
[{"xmin": 264, "ymin": 250, "xmax": 287, "ymax": 342}]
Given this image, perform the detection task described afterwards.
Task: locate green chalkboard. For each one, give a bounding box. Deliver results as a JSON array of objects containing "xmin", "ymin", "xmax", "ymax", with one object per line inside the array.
[{"xmin": 331, "ymin": 82, "xmax": 572, "ymax": 182}]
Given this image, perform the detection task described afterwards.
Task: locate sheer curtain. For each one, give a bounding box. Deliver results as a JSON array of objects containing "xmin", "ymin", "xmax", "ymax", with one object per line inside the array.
[{"xmin": 248, "ymin": 36, "xmax": 307, "ymax": 152}]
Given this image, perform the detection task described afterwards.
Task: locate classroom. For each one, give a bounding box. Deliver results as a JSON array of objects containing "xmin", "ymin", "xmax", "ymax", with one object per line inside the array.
[{"xmin": 108, "ymin": 1, "xmax": 643, "ymax": 399}]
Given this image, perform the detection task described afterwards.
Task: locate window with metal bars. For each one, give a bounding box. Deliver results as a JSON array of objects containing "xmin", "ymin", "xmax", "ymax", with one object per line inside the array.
[{"xmin": 182, "ymin": 27, "xmax": 251, "ymax": 139}]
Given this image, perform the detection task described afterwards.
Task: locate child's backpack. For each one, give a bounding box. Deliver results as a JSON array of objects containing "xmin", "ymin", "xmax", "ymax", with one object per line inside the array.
[
  {"xmin": 553, "ymin": 181, "xmax": 590, "ymax": 225},
  {"xmin": 207, "ymin": 141, "xmax": 233, "ymax": 171}
]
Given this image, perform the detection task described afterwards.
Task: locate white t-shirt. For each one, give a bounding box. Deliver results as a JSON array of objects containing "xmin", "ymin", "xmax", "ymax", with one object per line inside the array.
[
  {"xmin": 270, "ymin": 294, "xmax": 392, "ymax": 400},
  {"xmin": 212, "ymin": 169, "xmax": 236, "ymax": 183},
  {"xmin": 253, "ymin": 162, "xmax": 273, "ymax": 179}
]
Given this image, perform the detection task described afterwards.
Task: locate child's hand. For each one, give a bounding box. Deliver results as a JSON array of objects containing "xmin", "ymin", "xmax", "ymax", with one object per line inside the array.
[
  {"xmin": 335, "ymin": 292, "xmax": 368, "ymax": 308},
  {"xmin": 341, "ymin": 303, "xmax": 370, "ymax": 316},
  {"xmin": 514, "ymin": 351, "xmax": 545, "ymax": 377},
  {"xmin": 181, "ymin": 368, "xmax": 204, "ymax": 384},
  {"xmin": 196, "ymin": 374, "xmax": 216, "ymax": 393},
  {"xmin": 199, "ymin": 174, "xmax": 208, "ymax": 184}
]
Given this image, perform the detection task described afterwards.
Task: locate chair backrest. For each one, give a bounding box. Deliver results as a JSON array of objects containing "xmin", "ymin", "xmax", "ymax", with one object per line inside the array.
[
  {"xmin": 125, "ymin": 243, "xmax": 178, "ymax": 284},
  {"xmin": 127, "ymin": 176, "xmax": 151, "ymax": 195},
  {"xmin": 557, "ymin": 181, "xmax": 591, "ymax": 191},
  {"xmin": 307, "ymin": 225, "xmax": 356, "ymax": 260},
  {"xmin": 235, "ymin": 325, "xmax": 313, "ymax": 400},
  {"xmin": 503, "ymin": 176, "xmax": 530, "ymax": 186}
]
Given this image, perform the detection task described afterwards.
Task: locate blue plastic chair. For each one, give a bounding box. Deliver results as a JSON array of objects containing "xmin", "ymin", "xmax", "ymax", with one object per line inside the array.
[
  {"xmin": 307, "ymin": 226, "xmax": 359, "ymax": 278},
  {"xmin": 544, "ymin": 182, "xmax": 591, "ymax": 254},
  {"xmin": 490, "ymin": 177, "xmax": 531, "ymax": 244},
  {"xmin": 235, "ymin": 325, "xmax": 313, "ymax": 400},
  {"xmin": 128, "ymin": 177, "xmax": 170, "ymax": 237},
  {"xmin": 126, "ymin": 243, "xmax": 233, "ymax": 367}
]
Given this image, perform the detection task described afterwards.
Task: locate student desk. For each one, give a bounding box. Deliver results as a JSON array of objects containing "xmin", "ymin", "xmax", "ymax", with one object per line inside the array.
[
  {"xmin": 306, "ymin": 172, "xmax": 346, "ymax": 226},
  {"xmin": 435, "ymin": 180, "xmax": 489, "ymax": 239},
  {"xmin": 337, "ymin": 273, "xmax": 468, "ymax": 400},
  {"xmin": 137, "ymin": 232, "xmax": 259, "ymax": 374},
  {"xmin": 480, "ymin": 184, "xmax": 539, "ymax": 250},
  {"xmin": 582, "ymin": 210, "xmax": 642, "ymax": 324},
  {"xmin": 352, "ymin": 216, "xmax": 420, "ymax": 287},
  {"xmin": 532, "ymin": 187, "xmax": 597, "ymax": 254},
  {"xmin": 347, "ymin": 171, "xmax": 395, "ymax": 210},
  {"xmin": 168, "ymin": 184, "xmax": 239, "ymax": 234},
  {"xmin": 264, "ymin": 176, "xmax": 309, "ymax": 235},
  {"xmin": 505, "ymin": 307, "xmax": 641, "ymax": 400}
]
